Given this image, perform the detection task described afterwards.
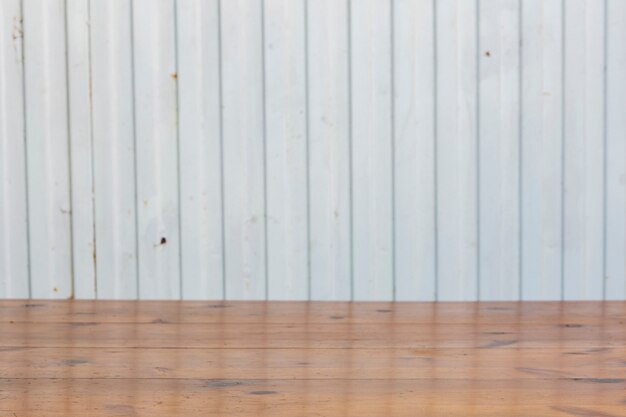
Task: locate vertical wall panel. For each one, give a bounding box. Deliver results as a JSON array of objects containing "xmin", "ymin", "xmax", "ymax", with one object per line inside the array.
[
  {"xmin": 23, "ymin": 0, "xmax": 73, "ymax": 299},
  {"xmin": 2, "ymin": 0, "xmax": 626, "ymax": 301},
  {"xmin": 521, "ymin": 0, "xmax": 564, "ymax": 300},
  {"xmin": 478, "ymin": 0, "xmax": 520, "ymax": 300},
  {"xmin": 133, "ymin": 0, "xmax": 181, "ymax": 299},
  {"xmin": 351, "ymin": 0, "xmax": 393, "ymax": 300},
  {"xmin": 0, "ymin": 0, "xmax": 29, "ymax": 298},
  {"xmin": 91, "ymin": 0, "xmax": 138, "ymax": 299},
  {"xmin": 221, "ymin": 0, "xmax": 266, "ymax": 299},
  {"xmin": 67, "ymin": 0, "xmax": 96, "ymax": 299},
  {"xmin": 436, "ymin": 0, "xmax": 479, "ymax": 301},
  {"xmin": 605, "ymin": 0, "xmax": 626, "ymax": 300},
  {"xmin": 393, "ymin": 0, "xmax": 436, "ymax": 301},
  {"xmin": 265, "ymin": 0, "xmax": 308, "ymax": 300},
  {"xmin": 308, "ymin": 0, "xmax": 352, "ymax": 300},
  {"xmin": 563, "ymin": 0, "xmax": 605, "ymax": 300},
  {"xmin": 177, "ymin": 0, "xmax": 224, "ymax": 300}
]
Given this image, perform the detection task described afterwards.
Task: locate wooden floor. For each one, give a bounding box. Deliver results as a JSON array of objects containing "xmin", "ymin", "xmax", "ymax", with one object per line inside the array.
[{"xmin": 0, "ymin": 301, "xmax": 625, "ymax": 417}]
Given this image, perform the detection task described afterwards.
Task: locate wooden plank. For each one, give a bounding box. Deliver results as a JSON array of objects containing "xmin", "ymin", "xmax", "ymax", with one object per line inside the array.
[
  {"xmin": 605, "ymin": 0, "xmax": 626, "ymax": 300},
  {"xmin": 1, "ymin": 378, "xmax": 624, "ymax": 417},
  {"xmin": 393, "ymin": 0, "xmax": 436, "ymax": 301},
  {"xmin": 0, "ymin": 300, "xmax": 624, "ymax": 415},
  {"xmin": 66, "ymin": 0, "xmax": 96, "ymax": 299},
  {"xmin": 1, "ymin": 321, "xmax": 625, "ymax": 348},
  {"xmin": 436, "ymin": 0, "xmax": 479, "ymax": 300},
  {"xmin": 264, "ymin": 0, "xmax": 308, "ymax": 300},
  {"xmin": 520, "ymin": 0, "xmax": 564, "ymax": 300},
  {"xmin": 90, "ymin": 0, "xmax": 138, "ymax": 299},
  {"xmin": 0, "ymin": 0, "xmax": 29, "ymax": 298},
  {"xmin": 176, "ymin": 0, "xmax": 224, "ymax": 300},
  {"xmin": 221, "ymin": 0, "xmax": 266, "ymax": 300},
  {"xmin": 307, "ymin": 0, "xmax": 351, "ymax": 300},
  {"xmin": 2, "ymin": 346, "xmax": 626, "ymax": 379},
  {"xmin": 132, "ymin": 0, "xmax": 181, "ymax": 299},
  {"xmin": 562, "ymin": 0, "xmax": 605, "ymax": 300},
  {"xmin": 23, "ymin": 0, "xmax": 73, "ymax": 299},
  {"xmin": 1, "ymin": 300, "xmax": 624, "ymax": 325},
  {"xmin": 478, "ymin": 0, "xmax": 521, "ymax": 300}
]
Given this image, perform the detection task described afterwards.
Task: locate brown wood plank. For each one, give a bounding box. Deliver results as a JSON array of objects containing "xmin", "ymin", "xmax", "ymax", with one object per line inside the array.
[
  {"xmin": 1, "ymin": 300, "xmax": 625, "ymax": 324},
  {"xmin": 1, "ymin": 378, "xmax": 625, "ymax": 417},
  {"xmin": 0, "ymin": 300, "xmax": 624, "ymax": 416},
  {"xmin": 0, "ymin": 321, "xmax": 623, "ymax": 348},
  {"xmin": 1, "ymin": 347, "xmax": 624, "ymax": 379}
]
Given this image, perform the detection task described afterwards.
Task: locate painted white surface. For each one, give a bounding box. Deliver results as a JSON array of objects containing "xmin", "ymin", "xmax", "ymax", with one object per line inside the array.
[
  {"xmin": 264, "ymin": 0, "xmax": 309, "ymax": 300},
  {"xmin": 133, "ymin": 0, "xmax": 181, "ymax": 299},
  {"xmin": 436, "ymin": 0, "xmax": 479, "ymax": 300},
  {"xmin": 520, "ymin": 0, "xmax": 564, "ymax": 300},
  {"xmin": 393, "ymin": 0, "xmax": 436, "ymax": 301},
  {"xmin": 0, "ymin": 0, "xmax": 624, "ymax": 301},
  {"xmin": 0, "ymin": 0, "xmax": 29, "ymax": 298},
  {"xmin": 177, "ymin": 0, "xmax": 224, "ymax": 300},
  {"xmin": 67, "ymin": 0, "xmax": 96, "ymax": 299},
  {"xmin": 605, "ymin": 0, "xmax": 626, "ymax": 300},
  {"xmin": 308, "ymin": 0, "xmax": 352, "ymax": 300},
  {"xmin": 23, "ymin": 0, "xmax": 73, "ymax": 299},
  {"xmin": 350, "ymin": 0, "xmax": 393, "ymax": 301},
  {"xmin": 478, "ymin": 0, "xmax": 520, "ymax": 301},
  {"xmin": 221, "ymin": 0, "xmax": 266, "ymax": 299},
  {"xmin": 91, "ymin": 0, "xmax": 138, "ymax": 299},
  {"xmin": 562, "ymin": 0, "xmax": 605, "ymax": 300}
]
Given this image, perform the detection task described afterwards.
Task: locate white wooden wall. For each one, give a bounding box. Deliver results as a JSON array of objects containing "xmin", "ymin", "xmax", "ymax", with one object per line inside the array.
[{"xmin": 1, "ymin": 0, "xmax": 625, "ymax": 301}]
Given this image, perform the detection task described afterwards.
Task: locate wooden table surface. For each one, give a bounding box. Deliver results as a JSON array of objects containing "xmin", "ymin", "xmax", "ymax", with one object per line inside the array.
[{"xmin": 0, "ymin": 300, "xmax": 625, "ymax": 417}]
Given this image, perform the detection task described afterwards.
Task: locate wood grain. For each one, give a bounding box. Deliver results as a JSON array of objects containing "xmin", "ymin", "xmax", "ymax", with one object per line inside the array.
[{"xmin": 0, "ymin": 301, "xmax": 624, "ymax": 416}]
